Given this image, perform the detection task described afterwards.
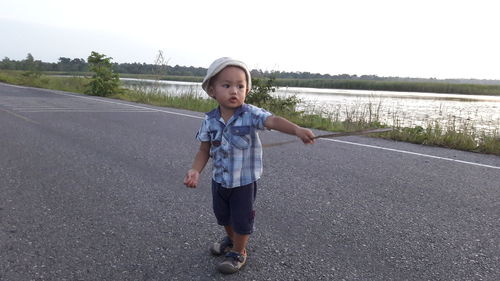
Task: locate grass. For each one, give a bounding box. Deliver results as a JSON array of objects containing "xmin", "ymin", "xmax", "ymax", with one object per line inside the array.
[
  {"xmin": 1, "ymin": 70, "xmax": 498, "ymax": 155},
  {"xmin": 0, "ymin": 70, "xmax": 88, "ymax": 94},
  {"xmin": 110, "ymin": 90, "xmax": 217, "ymax": 113},
  {"xmin": 385, "ymin": 123, "xmax": 498, "ymax": 153},
  {"xmin": 273, "ymin": 79, "xmax": 500, "ymax": 96}
]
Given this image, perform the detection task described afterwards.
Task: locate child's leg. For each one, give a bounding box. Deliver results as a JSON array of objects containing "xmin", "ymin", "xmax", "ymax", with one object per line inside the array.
[
  {"xmin": 228, "ymin": 182, "xmax": 256, "ymax": 255},
  {"xmin": 232, "ymin": 232, "xmax": 249, "ymax": 255},
  {"xmin": 224, "ymin": 225, "xmax": 234, "ymax": 240},
  {"xmin": 224, "ymin": 225, "xmax": 248, "ymax": 255}
]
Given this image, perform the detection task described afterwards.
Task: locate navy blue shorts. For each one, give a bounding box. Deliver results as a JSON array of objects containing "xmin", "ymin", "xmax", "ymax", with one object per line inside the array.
[{"xmin": 211, "ymin": 180, "xmax": 257, "ymax": 235}]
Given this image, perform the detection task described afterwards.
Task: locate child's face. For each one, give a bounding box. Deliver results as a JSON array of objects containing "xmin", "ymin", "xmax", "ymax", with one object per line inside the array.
[{"xmin": 208, "ymin": 66, "xmax": 248, "ymax": 111}]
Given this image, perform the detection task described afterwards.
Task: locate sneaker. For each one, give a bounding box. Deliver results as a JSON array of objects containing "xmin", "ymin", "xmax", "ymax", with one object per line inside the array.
[
  {"xmin": 209, "ymin": 236, "xmax": 233, "ymax": 256},
  {"xmin": 217, "ymin": 251, "xmax": 247, "ymax": 274}
]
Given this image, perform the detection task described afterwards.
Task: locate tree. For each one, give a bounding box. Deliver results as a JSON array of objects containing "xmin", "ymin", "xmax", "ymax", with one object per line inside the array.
[
  {"xmin": 0, "ymin": 57, "xmax": 14, "ymax": 70},
  {"xmin": 21, "ymin": 53, "xmax": 41, "ymax": 78},
  {"xmin": 70, "ymin": 58, "xmax": 87, "ymax": 71},
  {"xmin": 23, "ymin": 53, "xmax": 35, "ymax": 71},
  {"xmin": 25, "ymin": 53, "xmax": 34, "ymax": 63},
  {"xmin": 57, "ymin": 57, "xmax": 71, "ymax": 71},
  {"xmin": 85, "ymin": 51, "xmax": 120, "ymax": 96}
]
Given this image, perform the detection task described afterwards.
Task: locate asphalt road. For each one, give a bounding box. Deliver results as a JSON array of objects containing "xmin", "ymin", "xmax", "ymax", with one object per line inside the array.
[{"xmin": 0, "ymin": 82, "xmax": 499, "ymax": 281}]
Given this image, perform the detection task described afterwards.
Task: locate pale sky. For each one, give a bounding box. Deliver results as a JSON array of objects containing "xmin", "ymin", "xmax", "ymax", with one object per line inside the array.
[{"xmin": 1, "ymin": 0, "xmax": 499, "ymax": 80}]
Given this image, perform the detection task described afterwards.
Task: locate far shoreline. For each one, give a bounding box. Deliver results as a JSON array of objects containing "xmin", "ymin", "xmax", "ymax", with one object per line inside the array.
[{"xmin": 117, "ymin": 73, "xmax": 500, "ymax": 97}]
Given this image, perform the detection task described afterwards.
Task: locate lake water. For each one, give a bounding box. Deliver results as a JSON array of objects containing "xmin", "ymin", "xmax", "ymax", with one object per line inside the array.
[{"xmin": 121, "ymin": 78, "xmax": 500, "ymax": 134}]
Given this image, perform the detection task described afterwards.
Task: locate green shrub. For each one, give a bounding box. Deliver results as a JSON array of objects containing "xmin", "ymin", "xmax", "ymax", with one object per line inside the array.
[
  {"xmin": 247, "ymin": 77, "xmax": 301, "ymax": 114},
  {"xmin": 85, "ymin": 51, "xmax": 120, "ymax": 97}
]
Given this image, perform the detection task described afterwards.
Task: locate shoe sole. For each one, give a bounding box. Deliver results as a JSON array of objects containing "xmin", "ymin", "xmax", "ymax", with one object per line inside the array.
[
  {"xmin": 217, "ymin": 262, "xmax": 246, "ymax": 274},
  {"xmin": 217, "ymin": 255, "xmax": 247, "ymax": 274}
]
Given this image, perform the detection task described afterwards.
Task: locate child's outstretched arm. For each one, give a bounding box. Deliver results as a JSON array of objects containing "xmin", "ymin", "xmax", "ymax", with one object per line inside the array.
[
  {"xmin": 264, "ymin": 116, "xmax": 315, "ymax": 144},
  {"xmin": 184, "ymin": 141, "xmax": 211, "ymax": 188}
]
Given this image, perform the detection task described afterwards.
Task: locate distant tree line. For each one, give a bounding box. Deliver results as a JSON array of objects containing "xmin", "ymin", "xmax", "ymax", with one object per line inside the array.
[
  {"xmin": 250, "ymin": 69, "xmax": 500, "ymax": 85},
  {"xmin": 1, "ymin": 53, "xmax": 499, "ymax": 85},
  {"xmin": 0, "ymin": 53, "xmax": 207, "ymax": 77},
  {"xmin": 1, "ymin": 54, "xmax": 87, "ymax": 72}
]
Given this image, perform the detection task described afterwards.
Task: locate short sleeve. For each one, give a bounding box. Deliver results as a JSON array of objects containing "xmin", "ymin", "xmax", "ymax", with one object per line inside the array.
[
  {"xmin": 195, "ymin": 119, "xmax": 211, "ymax": 142},
  {"xmin": 249, "ymin": 105, "xmax": 273, "ymax": 130}
]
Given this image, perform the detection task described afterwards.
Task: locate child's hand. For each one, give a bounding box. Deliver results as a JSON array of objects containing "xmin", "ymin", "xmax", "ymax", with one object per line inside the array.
[
  {"xmin": 184, "ymin": 169, "xmax": 200, "ymax": 188},
  {"xmin": 295, "ymin": 127, "xmax": 315, "ymax": 144}
]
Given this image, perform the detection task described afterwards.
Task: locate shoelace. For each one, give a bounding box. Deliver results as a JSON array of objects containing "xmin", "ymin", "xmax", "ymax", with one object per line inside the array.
[{"xmin": 225, "ymin": 251, "xmax": 244, "ymax": 262}]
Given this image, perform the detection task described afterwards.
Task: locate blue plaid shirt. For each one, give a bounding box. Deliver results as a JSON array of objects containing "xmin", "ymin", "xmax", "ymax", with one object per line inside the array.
[{"xmin": 196, "ymin": 104, "xmax": 273, "ymax": 188}]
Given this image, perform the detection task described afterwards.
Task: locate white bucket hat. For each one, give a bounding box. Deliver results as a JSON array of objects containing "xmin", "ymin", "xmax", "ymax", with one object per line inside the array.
[{"xmin": 201, "ymin": 57, "xmax": 252, "ymax": 93}]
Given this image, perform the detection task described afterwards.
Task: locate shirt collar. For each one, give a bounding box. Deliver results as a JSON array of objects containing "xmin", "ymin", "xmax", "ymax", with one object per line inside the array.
[{"xmin": 206, "ymin": 104, "xmax": 249, "ymax": 120}]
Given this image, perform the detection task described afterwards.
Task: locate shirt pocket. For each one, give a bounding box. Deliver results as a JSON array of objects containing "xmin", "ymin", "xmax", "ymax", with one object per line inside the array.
[{"xmin": 229, "ymin": 126, "xmax": 251, "ymax": 150}]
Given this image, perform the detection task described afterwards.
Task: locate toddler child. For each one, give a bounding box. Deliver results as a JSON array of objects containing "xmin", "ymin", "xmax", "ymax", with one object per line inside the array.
[{"xmin": 184, "ymin": 57, "xmax": 315, "ymax": 274}]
